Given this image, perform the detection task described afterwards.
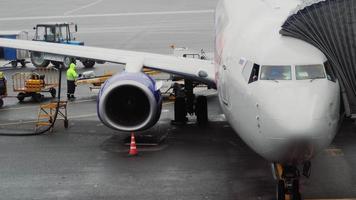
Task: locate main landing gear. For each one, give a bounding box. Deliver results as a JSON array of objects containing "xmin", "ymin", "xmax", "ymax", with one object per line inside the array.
[
  {"xmin": 273, "ymin": 161, "xmax": 311, "ymax": 200},
  {"xmin": 171, "ymin": 79, "xmax": 208, "ymax": 126}
]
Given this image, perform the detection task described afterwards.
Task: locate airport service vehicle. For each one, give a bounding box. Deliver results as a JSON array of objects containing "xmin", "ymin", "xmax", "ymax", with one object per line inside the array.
[
  {"xmin": 12, "ymin": 68, "xmax": 58, "ymax": 102},
  {"xmin": 0, "ymin": 31, "xmax": 29, "ymax": 68},
  {"xmin": 1, "ymin": 0, "xmax": 355, "ymax": 199},
  {"xmin": 31, "ymin": 22, "xmax": 96, "ymax": 68}
]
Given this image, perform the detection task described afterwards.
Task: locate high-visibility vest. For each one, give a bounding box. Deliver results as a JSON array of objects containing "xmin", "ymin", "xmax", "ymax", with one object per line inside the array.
[{"xmin": 66, "ymin": 63, "xmax": 78, "ymax": 81}]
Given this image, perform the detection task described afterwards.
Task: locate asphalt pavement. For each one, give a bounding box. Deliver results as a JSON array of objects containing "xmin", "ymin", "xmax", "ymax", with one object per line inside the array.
[{"xmin": 0, "ymin": 0, "xmax": 355, "ymax": 200}]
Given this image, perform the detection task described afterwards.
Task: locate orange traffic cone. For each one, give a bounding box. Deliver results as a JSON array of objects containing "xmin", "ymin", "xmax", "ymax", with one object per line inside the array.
[{"xmin": 129, "ymin": 132, "xmax": 138, "ymax": 156}]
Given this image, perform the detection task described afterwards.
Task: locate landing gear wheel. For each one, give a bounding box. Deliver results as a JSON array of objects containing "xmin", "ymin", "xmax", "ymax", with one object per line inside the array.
[
  {"xmin": 173, "ymin": 97, "xmax": 187, "ymax": 124},
  {"xmin": 31, "ymin": 52, "xmax": 50, "ymax": 68},
  {"xmin": 195, "ymin": 96, "xmax": 208, "ymax": 125},
  {"xmin": 291, "ymin": 179, "xmax": 301, "ymax": 200},
  {"xmin": 277, "ymin": 180, "xmax": 285, "ymax": 200},
  {"xmin": 0, "ymin": 99, "xmax": 3, "ymax": 108},
  {"xmin": 64, "ymin": 119, "xmax": 69, "ymax": 128},
  {"xmin": 50, "ymin": 88, "xmax": 56, "ymax": 98},
  {"xmin": 82, "ymin": 59, "xmax": 95, "ymax": 68},
  {"xmin": 11, "ymin": 61, "xmax": 17, "ymax": 68},
  {"xmin": 17, "ymin": 92, "xmax": 26, "ymax": 102},
  {"xmin": 32, "ymin": 93, "xmax": 43, "ymax": 102}
]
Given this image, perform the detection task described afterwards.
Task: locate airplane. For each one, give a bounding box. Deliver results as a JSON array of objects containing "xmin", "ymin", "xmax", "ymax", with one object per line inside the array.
[{"xmin": 0, "ymin": 0, "xmax": 344, "ymax": 199}]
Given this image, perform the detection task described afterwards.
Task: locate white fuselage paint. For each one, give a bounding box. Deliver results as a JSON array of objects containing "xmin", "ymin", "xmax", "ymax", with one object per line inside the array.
[{"xmin": 215, "ymin": 0, "xmax": 340, "ymax": 165}]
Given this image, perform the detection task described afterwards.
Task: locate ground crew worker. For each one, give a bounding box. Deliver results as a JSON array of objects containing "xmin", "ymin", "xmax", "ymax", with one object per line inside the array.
[
  {"xmin": 0, "ymin": 71, "xmax": 7, "ymax": 96},
  {"xmin": 66, "ymin": 63, "xmax": 78, "ymax": 100}
]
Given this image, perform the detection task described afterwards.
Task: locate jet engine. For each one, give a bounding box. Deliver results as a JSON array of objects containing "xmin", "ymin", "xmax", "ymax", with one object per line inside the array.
[{"xmin": 97, "ymin": 72, "xmax": 162, "ymax": 132}]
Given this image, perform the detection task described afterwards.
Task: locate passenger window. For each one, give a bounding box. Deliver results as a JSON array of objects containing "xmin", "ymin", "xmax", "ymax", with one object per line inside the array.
[
  {"xmin": 324, "ymin": 61, "xmax": 336, "ymax": 82},
  {"xmin": 260, "ymin": 65, "xmax": 291, "ymax": 80},
  {"xmin": 248, "ymin": 64, "xmax": 260, "ymax": 83},
  {"xmin": 296, "ymin": 64, "xmax": 325, "ymax": 80}
]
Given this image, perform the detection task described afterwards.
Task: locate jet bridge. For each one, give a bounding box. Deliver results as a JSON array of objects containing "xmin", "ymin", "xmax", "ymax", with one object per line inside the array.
[{"xmin": 280, "ymin": 0, "xmax": 356, "ymax": 117}]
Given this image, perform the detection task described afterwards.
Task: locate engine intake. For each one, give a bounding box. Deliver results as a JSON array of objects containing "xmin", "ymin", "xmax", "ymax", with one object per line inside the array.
[{"xmin": 97, "ymin": 72, "xmax": 162, "ymax": 132}]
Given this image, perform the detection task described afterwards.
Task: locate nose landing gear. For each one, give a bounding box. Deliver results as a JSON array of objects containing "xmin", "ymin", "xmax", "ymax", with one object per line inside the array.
[{"xmin": 273, "ymin": 162, "xmax": 311, "ymax": 200}]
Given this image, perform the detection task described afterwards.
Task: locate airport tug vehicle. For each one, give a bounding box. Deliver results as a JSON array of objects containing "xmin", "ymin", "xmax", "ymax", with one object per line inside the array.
[
  {"xmin": 31, "ymin": 22, "xmax": 97, "ymax": 68},
  {"xmin": 0, "ymin": 71, "xmax": 7, "ymax": 107}
]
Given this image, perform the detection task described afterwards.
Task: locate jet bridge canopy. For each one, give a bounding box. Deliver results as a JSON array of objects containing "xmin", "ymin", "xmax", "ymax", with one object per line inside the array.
[{"xmin": 280, "ymin": 0, "xmax": 356, "ymax": 116}]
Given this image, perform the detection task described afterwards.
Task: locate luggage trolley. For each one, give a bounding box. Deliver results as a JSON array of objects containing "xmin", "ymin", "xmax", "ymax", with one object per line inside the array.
[{"xmin": 12, "ymin": 67, "xmax": 58, "ymax": 102}]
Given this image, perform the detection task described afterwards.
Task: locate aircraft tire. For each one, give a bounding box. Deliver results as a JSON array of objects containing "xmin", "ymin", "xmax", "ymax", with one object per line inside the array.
[
  {"xmin": 291, "ymin": 180, "xmax": 301, "ymax": 200},
  {"xmin": 276, "ymin": 180, "xmax": 285, "ymax": 200},
  {"xmin": 196, "ymin": 96, "xmax": 208, "ymax": 125},
  {"xmin": 0, "ymin": 99, "xmax": 3, "ymax": 108},
  {"xmin": 174, "ymin": 97, "xmax": 187, "ymax": 123}
]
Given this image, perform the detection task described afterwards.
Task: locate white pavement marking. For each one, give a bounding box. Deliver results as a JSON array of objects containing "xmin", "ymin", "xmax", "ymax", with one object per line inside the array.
[
  {"xmin": 0, "ymin": 10, "xmax": 214, "ymax": 22},
  {"xmin": 64, "ymin": 0, "xmax": 104, "ymax": 15}
]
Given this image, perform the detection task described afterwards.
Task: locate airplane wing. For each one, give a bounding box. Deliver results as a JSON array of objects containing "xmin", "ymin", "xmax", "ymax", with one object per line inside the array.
[{"xmin": 0, "ymin": 38, "xmax": 216, "ymax": 87}]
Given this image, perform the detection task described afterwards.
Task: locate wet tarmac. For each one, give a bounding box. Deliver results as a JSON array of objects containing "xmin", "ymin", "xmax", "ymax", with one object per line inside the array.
[{"xmin": 0, "ymin": 0, "xmax": 356, "ymax": 199}]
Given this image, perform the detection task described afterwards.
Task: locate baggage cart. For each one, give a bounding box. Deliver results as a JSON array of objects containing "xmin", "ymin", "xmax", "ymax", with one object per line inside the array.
[{"xmin": 12, "ymin": 67, "xmax": 58, "ymax": 102}]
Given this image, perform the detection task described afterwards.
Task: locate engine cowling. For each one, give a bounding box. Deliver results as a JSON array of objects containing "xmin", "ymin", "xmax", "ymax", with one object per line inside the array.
[{"xmin": 97, "ymin": 72, "xmax": 162, "ymax": 132}]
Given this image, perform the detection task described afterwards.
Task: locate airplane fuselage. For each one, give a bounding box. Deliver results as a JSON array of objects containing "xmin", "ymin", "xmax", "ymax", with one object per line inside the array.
[{"xmin": 215, "ymin": 0, "xmax": 340, "ymax": 165}]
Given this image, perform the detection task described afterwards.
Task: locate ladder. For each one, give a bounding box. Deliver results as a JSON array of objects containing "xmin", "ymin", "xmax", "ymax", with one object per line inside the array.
[{"xmin": 36, "ymin": 101, "xmax": 68, "ymax": 132}]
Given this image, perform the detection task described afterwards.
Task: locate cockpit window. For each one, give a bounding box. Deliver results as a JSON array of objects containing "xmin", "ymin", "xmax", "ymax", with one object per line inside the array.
[
  {"xmin": 248, "ymin": 64, "xmax": 260, "ymax": 83},
  {"xmin": 260, "ymin": 65, "xmax": 291, "ymax": 80},
  {"xmin": 296, "ymin": 64, "xmax": 325, "ymax": 80}
]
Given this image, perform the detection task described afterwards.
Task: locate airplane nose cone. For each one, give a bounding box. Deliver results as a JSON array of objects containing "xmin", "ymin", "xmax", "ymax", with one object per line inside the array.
[{"xmin": 254, "ymin": 82, "xmax": 339, "ymax": 164}]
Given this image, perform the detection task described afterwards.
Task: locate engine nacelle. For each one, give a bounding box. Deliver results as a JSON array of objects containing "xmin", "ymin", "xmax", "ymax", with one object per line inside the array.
[{"xmin": 97, "ymin": 72, "xmax": 162, "ymax": 132}]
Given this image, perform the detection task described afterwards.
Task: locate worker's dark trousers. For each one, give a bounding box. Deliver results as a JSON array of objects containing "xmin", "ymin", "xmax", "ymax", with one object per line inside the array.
[
  {"xmin": 0, "ymin": 78, "xmax": 6, "ymax": 96},
  {"xmin": 67, "ymin": 80, "xmax": 76, "ymax": 98}
]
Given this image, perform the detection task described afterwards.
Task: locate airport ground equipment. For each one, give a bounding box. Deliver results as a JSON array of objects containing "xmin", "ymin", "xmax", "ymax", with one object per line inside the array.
[
  {"xmin": 76, "ymin": 69, "xmax": 161, "ymax": 92},
  {"xmin": 76, "ymin": 71, "xmax": 114, "ymax": 91},
  {"xmin": 31, "ymin": 22, "xmax": 96, "ymax": 68},
  {"xmin": 12, "ymin": 67, "xmax": 58, "ymax": 102},
  {"xmin": 0, "ymin": 73, "xmax": 7, "ymax": 108},
  {"xmin": 35, "ymin": 101, "xmax": 68, "ymax": 132},
  {"xmin": 0, "ymin": 31, "xmax": 29, "ymax": 68},
  {"xmin": 280, "ymin": 0, "xmax": 356, "ymax": 117},
  {"xmin": 128, "ymin": 133, "xmax": 138, "ymax": 156}
]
